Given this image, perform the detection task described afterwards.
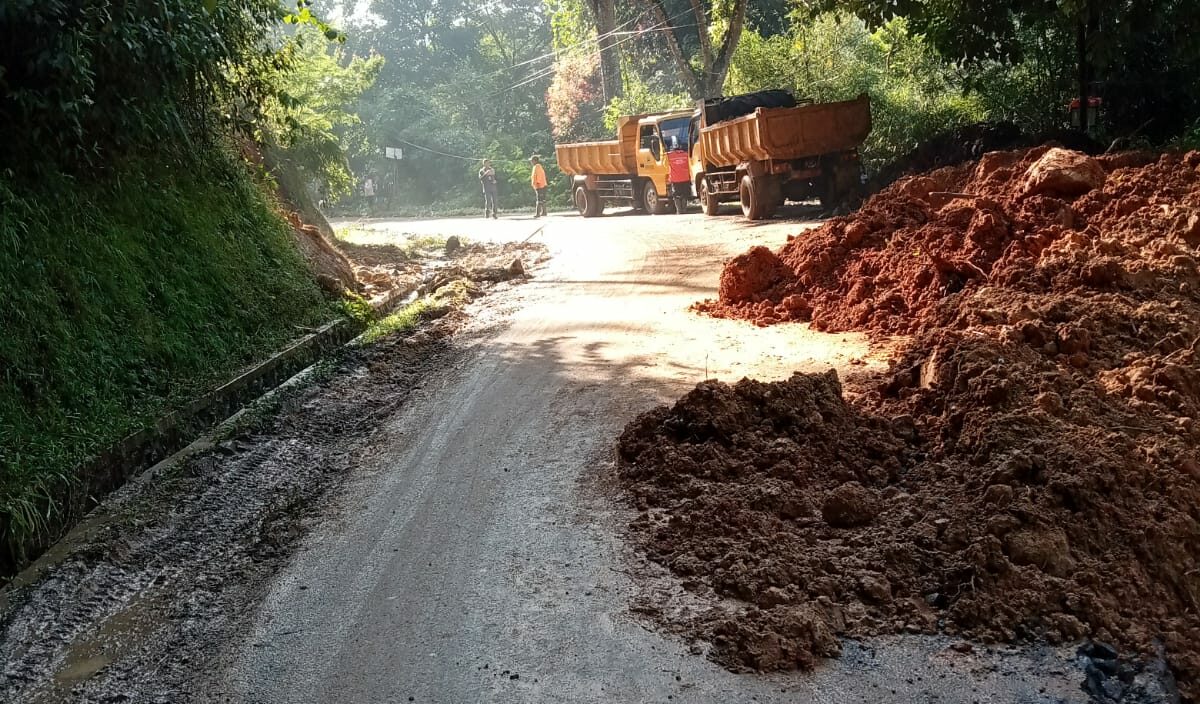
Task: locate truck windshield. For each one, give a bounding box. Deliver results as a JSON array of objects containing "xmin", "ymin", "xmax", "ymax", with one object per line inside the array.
[{"xmin": 659, "ymin": 117, "xmax": 689, "ymax": 151}]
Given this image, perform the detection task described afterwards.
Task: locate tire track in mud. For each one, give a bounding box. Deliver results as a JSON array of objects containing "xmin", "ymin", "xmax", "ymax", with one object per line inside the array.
[{"xmin": 0, "ymin": 318, "xmax": 478, "ymax": 703}]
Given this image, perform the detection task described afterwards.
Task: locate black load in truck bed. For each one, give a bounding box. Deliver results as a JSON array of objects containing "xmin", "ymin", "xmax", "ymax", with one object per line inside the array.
[{"xmin": 701, "ymin": 89, "xmax": 797, "ymax": 126}]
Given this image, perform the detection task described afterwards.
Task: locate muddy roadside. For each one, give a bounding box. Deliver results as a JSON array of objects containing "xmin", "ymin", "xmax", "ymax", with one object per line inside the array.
[{"xmin": 0, "ymin": 239, "xmax": 547, "ymax": 704}]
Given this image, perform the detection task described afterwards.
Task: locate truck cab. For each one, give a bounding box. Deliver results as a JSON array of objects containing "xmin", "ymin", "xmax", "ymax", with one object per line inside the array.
[
  {"xmin": 634, "ymin": 112, "xmax": 692, "ymax": 211},
  {"xmin": 553, "ymin": 108, "xmax": 700, "ymax": 217}
]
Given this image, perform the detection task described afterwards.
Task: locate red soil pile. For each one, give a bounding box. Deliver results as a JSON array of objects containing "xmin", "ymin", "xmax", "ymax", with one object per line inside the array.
[
  {"xmin": 696, "ymin": 146, "xmax": 1184, "ymax": 334},
  {"xmin": 625, "ymin": 148, "xmax": 1200, "ymax": 698}
]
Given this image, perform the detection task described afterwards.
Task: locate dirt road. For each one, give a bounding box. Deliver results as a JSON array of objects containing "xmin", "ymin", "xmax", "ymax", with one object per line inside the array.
[{"xmin": 2, "ymin": 208, "xmax": 1103, "ymax": 702}]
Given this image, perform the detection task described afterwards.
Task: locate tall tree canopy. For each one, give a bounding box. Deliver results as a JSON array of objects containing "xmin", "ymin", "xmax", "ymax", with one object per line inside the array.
[
  {"xmin": 820, "ymin": 0, "xmax": 1200, "ymax": 137},
  {"xmin": 629, "ymin": 0, "xmax": 749, "ymax": 97},
  {"xmin": 337, "ymin": 0, "xmax": 558, "ymax": 208}
]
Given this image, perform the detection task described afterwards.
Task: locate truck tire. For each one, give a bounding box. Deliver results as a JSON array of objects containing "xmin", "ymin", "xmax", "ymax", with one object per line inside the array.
[
  {"xmin": 630, "ymin": 180, "xmax": 646, "ymax": 212},
  {"xmin": 740, "ymin": 175, "xmax": 778, "ymax": 221},
  {"xmin": 574, "ymin": 186, "xmax": 602, "ymax": 218},
  {"xmin": 643, "ymin": 180, "xmax": 670, "ymax": 215},
  {"xmin": 700, "ymin": 179, "xmax": 720, "ymax": 216}
]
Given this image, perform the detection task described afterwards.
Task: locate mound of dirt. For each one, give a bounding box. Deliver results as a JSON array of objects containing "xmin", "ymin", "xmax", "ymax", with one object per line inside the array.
[
  {"xmin": 866, "ymin": 121, "xmax": 1102, "ymax": 193},
  {"xmin": 284, "ymin": 211, "xmax": 361, "ymax": 296},
  {"xmin": 696, "ymin": 146, "xmax": 1177, "ymax": 334},
  {"xmin": 626, "ymin": 147, "xmax": 1200, "ymax": 698}
]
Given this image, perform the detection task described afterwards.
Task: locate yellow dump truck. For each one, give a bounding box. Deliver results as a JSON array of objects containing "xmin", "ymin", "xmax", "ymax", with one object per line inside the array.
[
  {"xmin": 555, "ymin": 110, "xmax": 693, "ymax": 216},
  {"xmin": 693, "ymin": 93, "xmax": 872, "ymax": 219},
  {"xmin": 555, "ymin": 90, "xmax": 872, "ymax": 220}
]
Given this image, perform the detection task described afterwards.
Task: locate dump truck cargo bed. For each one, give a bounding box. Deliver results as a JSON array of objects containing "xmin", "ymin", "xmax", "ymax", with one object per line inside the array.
[
  {"xmin": 700, "ymin": 94, "xmax": 871, "ymax": 166},
  {"xmin": 555, "ymin": 115, "xmax": 645, "ymax": 176},
  {"xmin": 555, "ymin": 139, "xmax": 629, "ymax": 175}
]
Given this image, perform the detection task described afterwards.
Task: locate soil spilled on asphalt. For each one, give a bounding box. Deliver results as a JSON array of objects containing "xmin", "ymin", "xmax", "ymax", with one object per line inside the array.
[{"xmin": 625, "ymin": 147, "xmax": 1200, "ymax": 700}]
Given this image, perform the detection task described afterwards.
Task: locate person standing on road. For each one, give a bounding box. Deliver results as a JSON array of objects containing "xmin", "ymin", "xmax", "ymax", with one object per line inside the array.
[
  {"xmin": 479, "ymin": 159, "xmax": 499, "ymax": 219},
  {"xmin": 530, "ymin": 155, "xmax": 548, "ymax": 218},
  {"xmin": 666, "ymin": 136, "xmax": 691, "ymax": 214},
  {"xmin": 362, "ymin": 176, "xmax": 376, "ymax": 211}
]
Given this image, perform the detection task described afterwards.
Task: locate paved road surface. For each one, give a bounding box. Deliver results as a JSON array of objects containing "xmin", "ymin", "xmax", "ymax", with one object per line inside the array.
[
  {"xmin": 229, "ymin": 210, "xmax": 1088, "ymax": 703},
  {"xmin": 2, "ymin": 208, "xmax": 1103, "ymax": 703}
]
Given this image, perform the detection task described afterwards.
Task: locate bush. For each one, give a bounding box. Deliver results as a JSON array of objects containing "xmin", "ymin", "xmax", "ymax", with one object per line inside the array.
[
  {"xmin": 0, "ymin": 0, "xmax": 294, "ymax": 167},
  {"xmin": 726, "ymin": 14, "xmax": 988, "ymax": 170}
]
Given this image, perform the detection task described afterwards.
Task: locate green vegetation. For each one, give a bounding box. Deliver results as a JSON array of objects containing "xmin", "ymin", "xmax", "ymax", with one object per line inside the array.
[
  {"xmin": 331, "ymin": 0, "xmax": 570, "ymax": 215},
  {"xmin": 824, "ymin": 0, "xmax": 1200, "ymax": 139},
  {"xmin": 727, "ymin": 14, "xmax": 987, "ymax": 169},
  {"xmin": 0, "ymin": 1, "xmax": 375, "ymax": 569},
  {"xmin": 332, "ymin": 0, "xmax": 1200, "ymax": 216},
  {"xmin": 262, "ymin": 26, "xmax": 385, "ymax": 199},
  {"xmin": 361, "ymin": 299, "xmax": 434, "ymax": 345},
  {"xmin": 0, "ymin": 0, "xmax": 337, "ymax": 167},
  {"xmin": 0, "ymin": 149, "xmax": 331, "ymax": 560}
]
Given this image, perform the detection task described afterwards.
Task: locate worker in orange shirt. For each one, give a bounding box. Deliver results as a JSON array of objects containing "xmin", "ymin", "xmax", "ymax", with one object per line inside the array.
[{"xmin": 530, "ymin": 154, "xmax": 548, "ymax": 218}]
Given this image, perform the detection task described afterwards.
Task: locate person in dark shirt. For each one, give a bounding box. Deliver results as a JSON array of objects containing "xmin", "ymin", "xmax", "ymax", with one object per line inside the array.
[{"xmin": 479, "ymin": 159, "xmax": 499, "ymax": 219}]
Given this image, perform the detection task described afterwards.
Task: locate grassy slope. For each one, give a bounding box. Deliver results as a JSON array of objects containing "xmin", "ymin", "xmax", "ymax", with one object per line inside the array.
[{"xmin": 0, "ymin": 150, "xmax": 332, "ymax": 560}]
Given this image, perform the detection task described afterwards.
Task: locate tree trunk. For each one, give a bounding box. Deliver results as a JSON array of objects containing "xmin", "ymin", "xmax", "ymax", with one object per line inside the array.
[
  {"xmin": 707, "ymin": 0, "xmax": 748, "ymax": 96},
  {"xmin": 1076, "ymin": 0, "xmax": 1098, "ymax": 133},
  {"xmin": 588, "ymin": 0, "xmax": 623, "ymax": 101},
  {"xmin": 632, "ymin": 0, "xmax": 748, "ymax": 99}
]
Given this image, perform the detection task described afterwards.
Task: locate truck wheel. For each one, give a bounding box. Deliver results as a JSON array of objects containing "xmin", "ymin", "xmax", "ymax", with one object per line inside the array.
[
  {"xmin": 700, "ymin": 179, "xmax": 720, "ymax": 216},
  {"xmin": 574, "ymin": 186, "xmax": 602, "ymax": 218},
  {"xmin": 631, "ymin": 181, "xmax": 646, "ymax": 212},
  {"xmin": 818, "ymin": 177, "xmax": 839, "ymax": 211},
  {"xmin": 643, "ymin": 180, "xmax": 669, "ymax": 215},
  {"xmin": 740, "ymin": 175, "xmax": 774, "ymax": 221}
]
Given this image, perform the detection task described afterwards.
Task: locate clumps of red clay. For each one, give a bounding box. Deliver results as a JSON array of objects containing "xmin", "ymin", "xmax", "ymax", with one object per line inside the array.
[
  {"xmin": 695, "ymin": 146, "xmax": 1184, "ymax": 334},
  {"xmin": 627, "ymin": 147, "xmax": 1200, "ymax": 698}
]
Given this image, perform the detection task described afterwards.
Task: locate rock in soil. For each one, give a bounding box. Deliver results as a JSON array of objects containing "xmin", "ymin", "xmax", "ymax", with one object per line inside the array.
[{"xmin": 627, "ymin": 147, "xmax": 1200, "ymax": 700}]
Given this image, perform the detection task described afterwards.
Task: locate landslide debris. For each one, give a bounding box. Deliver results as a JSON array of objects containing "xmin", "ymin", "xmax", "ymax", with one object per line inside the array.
[
  {"xmin": 865, "ymin": 121, "xmax": 1102, "ymax": 194},
  {"xmin": 697, "ymin": 146, "xmax": 1181, "ymax": 334},
  {"xmin": 627, "ymin": 147, "xmax": 1200, "ymax": 699}
]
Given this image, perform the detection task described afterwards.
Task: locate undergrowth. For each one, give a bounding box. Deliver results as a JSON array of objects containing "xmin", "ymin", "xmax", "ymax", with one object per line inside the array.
[
  {"xmin": 0, "ymin": 148, "xmax": 333, "ymax": 567},
  {"xmin": 360, "ymin": 299, "xmax": 432, "ymax": 344},
  {"xmin": 334, "ymin": 227, "xmax": 448, "ymax": 258}
]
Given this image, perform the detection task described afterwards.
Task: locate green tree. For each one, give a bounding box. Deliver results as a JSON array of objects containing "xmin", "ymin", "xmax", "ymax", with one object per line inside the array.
[
  {"xmin": 0, "ymin": 0, "xmax": 335, "ymax": 167},
  {"xmin": 813, "ymin": 0, "xmax": 1200, "ymax": 137},
  {"xmin": 626, "ymin": 0, "xmax": 750, "ymax": 97},
  {"xmin": 335, "ymin": 0, "xmax": 560, "ymax": 211},
  {"xmin": 726, "ymin": 13, "xmax": 985, "ymax": 169},
  {"xmin": 264, "ymin": 27, "xmax": 384, "ymax": 197}
]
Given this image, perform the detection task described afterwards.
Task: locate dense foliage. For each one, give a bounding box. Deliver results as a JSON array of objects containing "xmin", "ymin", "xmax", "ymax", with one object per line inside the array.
[
  {"xmin": 264, "ymin": 27, "xmax": 384, "ymax": 197},
  {"xmin": 331, "ymin": 0, "xmax": 569, "ymax": 214},
  {"xmin": 727, "ymin": 13, "xmax": 987, "ymax": 169},
  {"xmin": 0, "ymin": 0, "xmax": 359, "ymax": 570},
  {"xmin": 0, "ymin": 0, "xmax": 280, "ymax": 166},
  {"xmin": 0, "ymin": 150, "xmax": 331, "ymax": 566},
  {"xmin": 818, "ymin": 0, "xmax": 1200, "ymax": 140}
]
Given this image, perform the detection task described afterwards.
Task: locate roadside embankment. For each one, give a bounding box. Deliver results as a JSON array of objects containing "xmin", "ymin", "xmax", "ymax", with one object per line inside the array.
[{"xmin": 0, "ymin": 151, "xmax": 334, "ymax": 577}]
